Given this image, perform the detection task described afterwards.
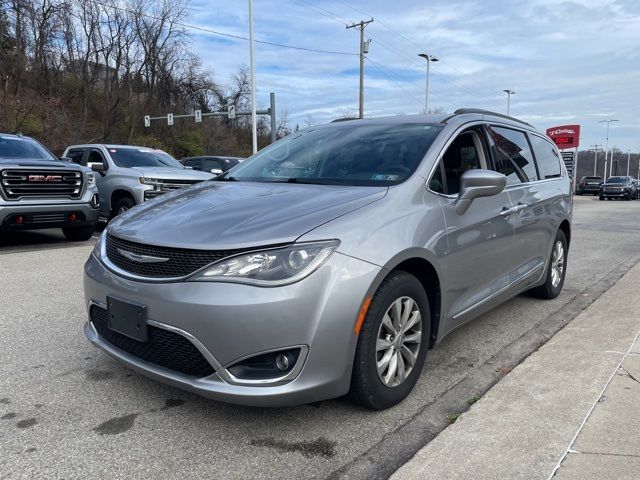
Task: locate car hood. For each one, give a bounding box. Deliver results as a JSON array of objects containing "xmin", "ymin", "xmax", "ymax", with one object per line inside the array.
[
  {"xmin": 133, "ymin": 166, "xmax": 213, "ymax": 180},
  {"xmin": 109, "ymin": 181, "xmax": 388, "ymax": 250},
  {"xmin": 0, "ymin": 158, "xmax": 84, "ymax": 170}
]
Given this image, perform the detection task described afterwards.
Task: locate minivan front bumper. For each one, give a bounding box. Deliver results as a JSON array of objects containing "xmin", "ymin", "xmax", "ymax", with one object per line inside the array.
[{"xmin": 83, "ymin": 251, "xmax": 381, "ymax": 406}]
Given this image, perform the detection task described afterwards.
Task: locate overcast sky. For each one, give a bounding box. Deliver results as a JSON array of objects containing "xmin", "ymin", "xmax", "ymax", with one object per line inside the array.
[{"xmin": 187, "ymin": 0, "xmax": 640, "ymax": 151}]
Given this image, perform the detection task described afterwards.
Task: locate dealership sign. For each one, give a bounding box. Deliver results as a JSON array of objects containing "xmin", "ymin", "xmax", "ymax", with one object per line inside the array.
[{"xmin": 546, "ymin": 125, "xmax": 581, "ymax": 149}]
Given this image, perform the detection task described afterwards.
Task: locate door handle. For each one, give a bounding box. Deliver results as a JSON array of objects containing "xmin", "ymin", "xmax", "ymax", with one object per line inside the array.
[{"xmin": 500, "ymin": 203, "xmax": 528, "ymax": 217}]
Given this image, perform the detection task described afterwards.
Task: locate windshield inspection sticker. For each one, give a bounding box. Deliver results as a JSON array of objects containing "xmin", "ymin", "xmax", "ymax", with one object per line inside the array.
[{"xmin": 371, "ymin": 174, "xmax": 399, "ymax": 181}]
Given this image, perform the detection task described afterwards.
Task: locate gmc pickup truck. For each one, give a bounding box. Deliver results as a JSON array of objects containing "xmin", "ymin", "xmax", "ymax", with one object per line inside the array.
[{"xmin": 0, "ymin": 133, "xmax": 100, "ymax": 241}]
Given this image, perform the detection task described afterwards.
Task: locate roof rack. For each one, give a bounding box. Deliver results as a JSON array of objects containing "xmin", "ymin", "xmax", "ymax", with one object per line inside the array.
[
  {"xmin": 453, "ymin": 108, "xmax": 534, "ymax": 128},
  {"xmin": 331, "ymin": 117, "xmax": 360, "ymax": 123}
]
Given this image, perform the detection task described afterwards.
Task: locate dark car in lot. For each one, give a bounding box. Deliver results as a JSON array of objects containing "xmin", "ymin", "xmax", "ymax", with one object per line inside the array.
[
  {"xmin": 181, "ymin": 156, "xmax": 244, "ymax": 175},
  {"xmin": 599, "ymin": 176, "xmax": 638, "ymax": 200},
  {"xmin": 575, "ymin": 176, "xmax": 602, "ymax": 195}
]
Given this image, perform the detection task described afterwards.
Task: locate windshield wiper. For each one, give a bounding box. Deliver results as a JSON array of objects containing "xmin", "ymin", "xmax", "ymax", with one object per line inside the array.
[{"xmin": 213, "ymin": 175, "xmax": 237, "ymax": 181}]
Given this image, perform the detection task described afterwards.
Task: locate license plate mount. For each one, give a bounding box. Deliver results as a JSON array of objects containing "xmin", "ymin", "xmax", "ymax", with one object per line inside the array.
[{"xmin": 107, "ymin": 296, "xmax": 148, "ymax": 342}]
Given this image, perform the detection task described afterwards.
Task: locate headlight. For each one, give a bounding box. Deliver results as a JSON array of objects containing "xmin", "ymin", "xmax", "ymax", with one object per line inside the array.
[
  {"xmin": 87, "ymin": 172, "xmax": 96, "ymax": 187},
  {"xmin": 140, "ymin": 177, "xmax": 160, "ymax": 186},
  {"xmin": 190, "ymin": 240, "xmax": 340, "ymax": 286},
  {"xmin": 92, "ymin": 229, "xmax": 107, "ymax": 259}
]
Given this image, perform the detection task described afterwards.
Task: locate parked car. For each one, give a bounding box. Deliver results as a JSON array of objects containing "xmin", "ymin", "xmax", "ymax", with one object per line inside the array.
[
  {"xmin": 575, "ymin": 176, "xmax": 602, "ymax": 195},
  {"xmin": 62, "ymin": 144, "xmax": 213, "ymax": 218},
  {"xmin": 0, "ymin": 133, "xmax": 99, "ymax": 240},
  {"xmin": 598, "ymin": 176, "xmax": 638, "ymax": 200},
  {"xmin": 84, "ymin": 109, "xmax": 572, "ymax": 409},
  {"xmin": 180, "ymin": 156, "xmax": 245, "ymax": 175}
]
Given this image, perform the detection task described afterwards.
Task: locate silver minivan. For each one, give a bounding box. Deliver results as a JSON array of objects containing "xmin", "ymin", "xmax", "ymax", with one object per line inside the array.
[{"xmin": 84, "ymin": 110, "xmax": 572, "ymax": 409}]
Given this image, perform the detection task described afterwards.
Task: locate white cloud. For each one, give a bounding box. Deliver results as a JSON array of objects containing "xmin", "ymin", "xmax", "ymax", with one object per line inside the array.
[{"xmin": 187, "ymin": 0, "xmax": 640, "ymax": 150}]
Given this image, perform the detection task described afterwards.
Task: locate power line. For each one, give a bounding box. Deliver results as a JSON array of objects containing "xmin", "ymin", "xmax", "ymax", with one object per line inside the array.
[
  {"xmin": 92, "ymin": 0, "xmax": 357, "ymax": 56},
  {"xmin": 365, "ymin": 57, "xmax": 422, "ymax": 105},
  {"xmin": 327, "ymin": 0, "xmax": 500, "ymax": 102}
]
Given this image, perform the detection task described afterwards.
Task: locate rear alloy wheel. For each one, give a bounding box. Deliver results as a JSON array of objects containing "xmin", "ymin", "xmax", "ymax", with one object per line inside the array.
[
  {"xmin": 62, "ymin": 225, "xmax": 95, "ymax": 241},
  {"xmin": 349, "ymin": 271, "xmax": 430, "ymax": 410},
  {"xmin": 530, "ymin": 229, "xmax": 568, "ymax": 299}
]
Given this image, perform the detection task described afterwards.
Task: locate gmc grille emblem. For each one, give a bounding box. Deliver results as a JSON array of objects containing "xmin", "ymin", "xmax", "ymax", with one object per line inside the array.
[
  {"xmin": 28, "ymin": 175, "xmax": 62, "ymax": 182},
  {"xmin": 117, "ymin": 248, "xmax": 170, "ymax": 264}
]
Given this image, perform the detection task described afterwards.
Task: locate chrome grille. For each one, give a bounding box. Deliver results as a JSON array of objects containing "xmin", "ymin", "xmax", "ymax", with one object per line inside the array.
[{"xmin": 1, "ymin": 169, "xmax": 83, "ymax": 199}]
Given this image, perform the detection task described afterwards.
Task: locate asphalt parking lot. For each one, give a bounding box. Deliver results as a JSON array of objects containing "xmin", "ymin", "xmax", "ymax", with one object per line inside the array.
[{"xmin": 1, "ymin": 195, "xmax": 639, "ymax": 480}]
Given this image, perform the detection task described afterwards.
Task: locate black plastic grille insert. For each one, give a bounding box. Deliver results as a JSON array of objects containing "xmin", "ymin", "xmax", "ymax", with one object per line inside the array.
[
  {"xmin": 106, "ymin": 234, "xmax": 247, "ymax": 278},
  {"xmin": 91, "ymin": 305, "xmax": 215, "ymax": 378}
]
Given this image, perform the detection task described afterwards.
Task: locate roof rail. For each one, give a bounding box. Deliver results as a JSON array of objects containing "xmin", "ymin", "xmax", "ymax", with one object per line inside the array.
[
  {"xmin": 453, "ymin": 108, "xmax": 534, "ymax": 128},
  {"xmin": 331, "ymin": 117, "xmax": 359, "ymax": 123}
]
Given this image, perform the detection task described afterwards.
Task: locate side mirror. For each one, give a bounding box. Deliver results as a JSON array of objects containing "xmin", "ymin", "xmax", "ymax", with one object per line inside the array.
[
  {"xmin": 455, "ymin": 169, "xmax": 507, "ymax": 215},
  {"xmin": 59, "ymin": 156, "xmax": 73, "ymax": 162},
  {"xmin": 210, "ymin": 168, "xmax": 223, "ymax": 175},
  {"xmin": 88, "ymin": 161, "xmax": 106, "ymax": 173},
  {"xmin": 184, "ymin": 165, "xmax": 193, "ymax": 169}
]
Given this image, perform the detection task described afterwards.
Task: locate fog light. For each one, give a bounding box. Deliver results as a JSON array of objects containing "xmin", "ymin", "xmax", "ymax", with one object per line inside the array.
[
  {"xmin": 227, "ymin": 348, "xmax": 302, "ymax": 380},
  {"xmin": 15, "ymin": 215, "xmax": 24, "ymax": 225},
  {"xmin": 275, "ymin": 354, "xmax": 290, "ymax": 371},
  {"xmin": 68, "ymin": 212, "xmax": 77, "ymax": 222}
]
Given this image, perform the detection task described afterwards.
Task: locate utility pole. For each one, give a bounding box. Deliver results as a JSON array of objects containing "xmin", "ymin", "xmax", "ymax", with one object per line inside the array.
[
  {"xmin": 503, "ymin": 89, "xmax": 515, "ymax": 115},
  {"xmin": 626, "ymin": 149, "xmax": 631, "ymax": 177},
  {"xmin": 590, "ymin": 144, "xmax": 601, "ymax": 176},
  {"xmin": 248, "ymin": 0, "xmax": 257, "ymax": 154},
  {"xmin": 599, "ymin": 119, "xmax": 618, "ymax": 180},
  {"xmin": 346, "ymin": 18, "xmax": 373, "ymax": 119},
  {"xmin": 418, "ymin": 53, "xmax": 439, "ymax": 114}
]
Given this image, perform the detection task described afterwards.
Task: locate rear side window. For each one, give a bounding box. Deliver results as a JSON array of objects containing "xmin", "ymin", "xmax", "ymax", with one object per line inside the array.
[
  {"xmin": 529, "ymin": 135, "xmax": 562, "ymax": 179},
  {"xmin": 488, "ymin": 126, "xmax": 538, "ymax": 185}
]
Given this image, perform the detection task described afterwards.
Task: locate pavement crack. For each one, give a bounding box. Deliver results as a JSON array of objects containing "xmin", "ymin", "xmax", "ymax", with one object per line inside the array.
[{"xmin": 619, "ymin": 366, "xmax": 640, "ymax": 386}]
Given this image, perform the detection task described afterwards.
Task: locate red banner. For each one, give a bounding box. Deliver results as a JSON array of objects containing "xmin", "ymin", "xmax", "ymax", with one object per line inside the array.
[{"xmin": 546, "ymin": 125, "xmax": 580, "ymax": 149}]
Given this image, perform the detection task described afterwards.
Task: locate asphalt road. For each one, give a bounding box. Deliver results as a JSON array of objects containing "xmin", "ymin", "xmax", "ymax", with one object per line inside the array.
[{"xmin": 1, "ymin": 196, "xmax": 639, "ymax": 480}]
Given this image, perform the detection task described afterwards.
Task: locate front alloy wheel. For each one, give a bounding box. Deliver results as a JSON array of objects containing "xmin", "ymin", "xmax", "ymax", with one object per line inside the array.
[
  {"xmin": 376, "ymin": 297, "xmax": 422, "ymax": 387},
  {"xmin": 350, "ymin": 271, "xmax": 430, "ymax": 410}
]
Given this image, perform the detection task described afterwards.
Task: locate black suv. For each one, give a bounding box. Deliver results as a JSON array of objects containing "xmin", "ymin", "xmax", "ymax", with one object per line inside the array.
[
  {"xmin": 599, "ymin": 176, "xmax": 638, "ymax": 201},
  {"xmin": 575, "ymin": 176, "xmax": 602, "ymax": 195}
]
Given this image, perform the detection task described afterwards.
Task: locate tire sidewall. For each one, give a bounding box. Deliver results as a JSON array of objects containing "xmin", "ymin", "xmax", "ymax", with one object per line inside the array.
[{"xmin": 352, "ymin": 272, "xmax": 430, "ymax": 409}]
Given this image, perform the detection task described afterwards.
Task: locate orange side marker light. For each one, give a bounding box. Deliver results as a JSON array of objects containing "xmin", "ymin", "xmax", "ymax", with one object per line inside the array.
[{"xmin": 354, "ymin": 297, "xmax": 372, "ymax": 335}]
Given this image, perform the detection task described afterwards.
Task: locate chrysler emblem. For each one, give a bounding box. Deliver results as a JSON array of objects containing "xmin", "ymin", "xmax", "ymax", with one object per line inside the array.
[{"xmin": 117, "ymin": 248, "xmax": 170, "ymax": 263}]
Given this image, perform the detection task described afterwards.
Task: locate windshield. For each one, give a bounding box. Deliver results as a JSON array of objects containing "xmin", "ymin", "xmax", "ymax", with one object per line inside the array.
[
  {"xmin": 0, "ymin": 136, "xmax": 57, "ymax": 161},
  {"xmin": 607, "ymin": 177, "xmax": 629, "ymax": 184},
  {"xmin": 224, "ymin": 123, "xmax": 443, "ymax": 186},
  {"xmin": 108, "ymin": 148, "xmax": 184, "ymax": 169}
]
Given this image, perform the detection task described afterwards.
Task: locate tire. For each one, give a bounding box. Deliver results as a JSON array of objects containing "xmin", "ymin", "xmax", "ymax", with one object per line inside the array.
[
  {"xmin": 62, "ymin": 225, "xmax": 95, "ymax": 241},
  {"xmin": 599, "ymin": 195, "xmax": 604, "ymax": 201},
  {"xmin": 349, "ymin": 271, "xmax": 430, "ymax": 410},
  {"xmin": 112, "ymin": 197, "xmax": 135, "ymax": 217},
  {"xmin": 530, "ymin": 230, "xmax": 568, "ymax": 299}
]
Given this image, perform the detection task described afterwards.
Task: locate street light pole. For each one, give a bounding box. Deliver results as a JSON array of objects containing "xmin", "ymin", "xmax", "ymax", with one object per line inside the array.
[
  {"xmin": 590, "ymin": 144, "xmax": 601, "ymax": 176},
  {"xmin": 599, "ymin": 119, "xmax": 618, "ymax": 180},
  {"xmin": 248, "ymin": 0, "xmax": 257, "ymax": 154},
  {"xmin": 418, "ymin": 53, "xmax": 439, "ymax": 114},
  {"xmin": 503, "ymin": 89, "xmax": 515, "ymax": 115},
  {"xmin": 627, "ymin": 149, "xmax": 631, "ymax": 177}
]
